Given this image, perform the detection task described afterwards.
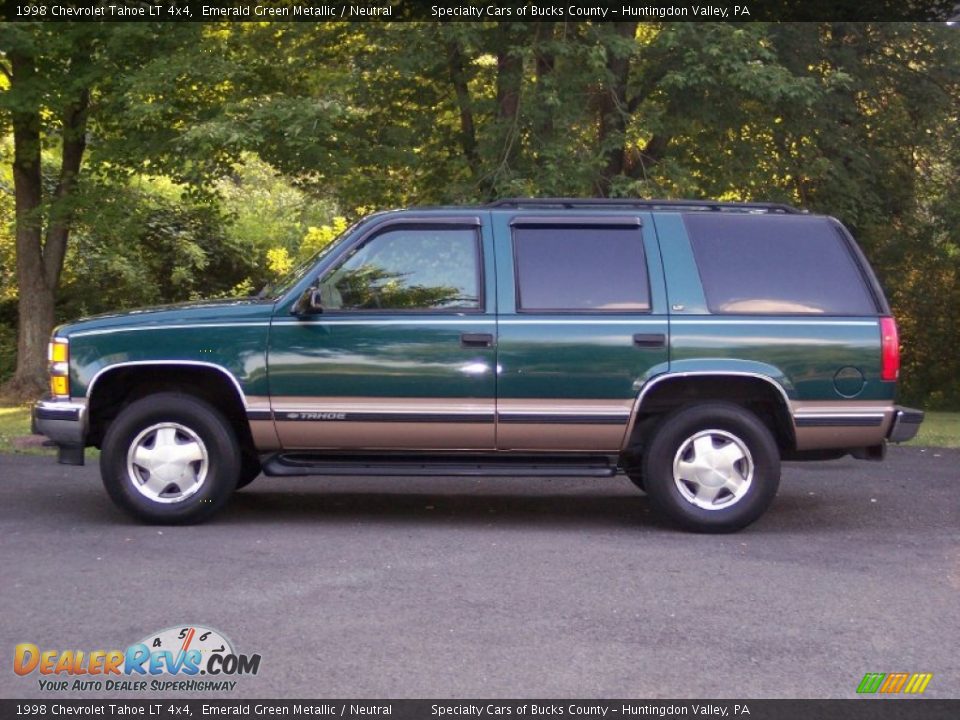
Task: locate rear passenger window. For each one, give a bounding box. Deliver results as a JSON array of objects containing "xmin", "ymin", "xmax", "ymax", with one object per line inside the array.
[
  {"xmin": 685, "ymin": 214, "xmax": 878, "ymax": 315},
  {"xmin": 513, "ymin": 226, "xmax": 650, "ymax": 312}
]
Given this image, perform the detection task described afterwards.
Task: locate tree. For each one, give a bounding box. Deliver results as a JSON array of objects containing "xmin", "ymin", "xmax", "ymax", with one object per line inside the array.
[
  {"xmin": 0, "ymin": 23, "xmax": 207, "ymax": 396},
  {"xmin": 1, "ymin": 21, "xmax": 957, "ymax": 407},
  {"xmin": 1, "ymin": 26, "xmax": 88, "ymax": 396}
]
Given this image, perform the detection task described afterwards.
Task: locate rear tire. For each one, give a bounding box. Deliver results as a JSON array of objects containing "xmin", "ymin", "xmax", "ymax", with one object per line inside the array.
[
  {"xmin": 642, "ymin": 402, "xmax": 780, "ymax": 533},
  {"xmin": 100, "ymin": 393, "xmax": 240, "ymax": 524}
]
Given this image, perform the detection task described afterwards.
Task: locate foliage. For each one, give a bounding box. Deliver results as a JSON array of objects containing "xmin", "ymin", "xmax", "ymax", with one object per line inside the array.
[
  {"xmin": 0, "ymin": 323, "xmax": 14, "ymax": 385},
  {"xmin": 300, "ymin": 216, "xmax": 351, "ymax": 259},
  {"xmin": 215, "ymin": 153, "xmax": 335, "ymax": 256},
  {"xmin": 1, "ymin": 21, "xmax": 958, "ymax": 407},
  {"xmin": 60, "ymin": 178, "xmax": 235, "ymax": 313}
]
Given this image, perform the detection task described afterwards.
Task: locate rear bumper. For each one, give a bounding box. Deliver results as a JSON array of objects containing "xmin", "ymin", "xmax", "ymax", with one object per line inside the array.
[
  {"xmin": 33, "ymin": 396, "xmax": 87, "ymax": 463},
  {"xmin": 887, "ymin": 406, "xmax": 924, "ymax": 443}
]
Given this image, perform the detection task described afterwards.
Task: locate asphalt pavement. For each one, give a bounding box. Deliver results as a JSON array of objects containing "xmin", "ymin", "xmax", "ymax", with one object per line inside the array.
[{"xmin": 0, "ymin": 447, "xmax": 957, "ymax": 699}]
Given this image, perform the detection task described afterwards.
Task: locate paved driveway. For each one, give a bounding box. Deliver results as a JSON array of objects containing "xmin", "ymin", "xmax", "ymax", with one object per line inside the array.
[{"xmin": 1, "ymin": 447, "xmax": 957, "ymax": 698}]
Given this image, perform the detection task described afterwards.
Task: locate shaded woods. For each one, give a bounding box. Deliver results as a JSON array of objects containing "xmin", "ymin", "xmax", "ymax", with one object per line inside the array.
[{"xmin": 0, "ymin": 22, "xmax": 958, "ymax": 406}]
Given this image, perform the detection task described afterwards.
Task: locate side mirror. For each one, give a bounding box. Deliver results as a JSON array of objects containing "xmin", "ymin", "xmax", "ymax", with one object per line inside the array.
[{"xmin": 292, "ymin": 286, "xmax": 323, "ymax": 316}]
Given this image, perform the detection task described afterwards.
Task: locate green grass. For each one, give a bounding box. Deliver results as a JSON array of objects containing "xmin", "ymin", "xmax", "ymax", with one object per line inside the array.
[
  {"xmin": 1, "ymin": 403, "xmax": 958, "ymax": 454},
  {"xmin": 0, "ymin": 402, "xmax": 99, "ymax": 457},
  {"xmin": 905, "ymin": 411, "xmax": 960, "ymax": 448},
  {"xmin": 0, "ymin": 402, "xmax": 53, "ymax": 455}
]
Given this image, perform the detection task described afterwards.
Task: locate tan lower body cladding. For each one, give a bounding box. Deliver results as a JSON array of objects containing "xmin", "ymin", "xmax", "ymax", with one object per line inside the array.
[
  {"xmin": 269, "ymin": 396, "xmax": 494, "ymax": 450},
  {"xmin": 791, "ymin": 400, "xmax": 894, "ymax": 450},
  {"xmin": 495, "ymin": 398, "xmax": 633, "ymax": 451},
  {"xmin": 253, "ymin": 396, "xmax": 633, "ymax": 452},
  {"xmin": 251, "ymin": 396, "xmax": 895, "ymax": 454}
]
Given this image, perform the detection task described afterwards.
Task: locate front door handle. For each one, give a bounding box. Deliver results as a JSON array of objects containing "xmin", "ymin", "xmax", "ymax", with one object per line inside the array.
[
  {"xmin": 633, "ymin": 333, "xmax": 666, "ymax": 348},
  {"xmin": 460, "ymin": 332, "xmax": 494, "ymax": 348}
]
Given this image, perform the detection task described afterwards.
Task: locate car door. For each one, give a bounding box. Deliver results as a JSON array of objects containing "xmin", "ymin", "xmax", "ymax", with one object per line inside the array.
[
  {"xmin": 492, "ymin": 212, "xmax": 670, "ymax": 451},
  {"xmin": 267, "ymin": 215, "xmax": 497, "ymax": 450}
]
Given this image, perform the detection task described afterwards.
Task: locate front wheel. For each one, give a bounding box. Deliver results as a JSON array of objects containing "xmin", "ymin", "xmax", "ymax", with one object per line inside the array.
[
  {"xmin": 642, "ymin": 403, "xmax": 781, "ymax": 533},
  {"xmin": 236, "ymin": 452, "xmax": 261, "ymax": 490},
  {"xmin": 100, "ymin": 393, "xmax": 240, "ymax": 524}
]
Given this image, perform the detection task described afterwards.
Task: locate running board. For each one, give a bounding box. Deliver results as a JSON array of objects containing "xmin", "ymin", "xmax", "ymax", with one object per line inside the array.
[{"xmin": 262, "ymin": 453, "xmax": 618, "ymax": 478}]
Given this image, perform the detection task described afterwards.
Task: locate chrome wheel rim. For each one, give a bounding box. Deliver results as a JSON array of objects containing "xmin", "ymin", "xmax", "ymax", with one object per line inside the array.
[
  {"xmin": 126, "ymin": 423, "xmax": 209, "ymax": 504},
  {"xmin": 672, "ymin": 429, "xmax": 754, "ymax": 510}
]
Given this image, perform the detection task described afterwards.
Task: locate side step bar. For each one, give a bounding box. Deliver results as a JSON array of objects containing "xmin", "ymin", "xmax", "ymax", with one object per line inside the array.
[{"xmin": 262, "ymin": 453, "xmax": 618, "ymax": 478}]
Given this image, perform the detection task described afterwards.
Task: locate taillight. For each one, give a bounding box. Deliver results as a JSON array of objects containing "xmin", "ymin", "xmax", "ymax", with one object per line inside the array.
[{"xmin": 880, "ymin": 316, "xmax": 900, "ymax": 382}]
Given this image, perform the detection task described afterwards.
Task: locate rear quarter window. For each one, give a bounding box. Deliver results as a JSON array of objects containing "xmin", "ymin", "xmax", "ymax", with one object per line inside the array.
[{"xmin": 684, "ymin": 214, "xmax": 878, "ymax": 315}]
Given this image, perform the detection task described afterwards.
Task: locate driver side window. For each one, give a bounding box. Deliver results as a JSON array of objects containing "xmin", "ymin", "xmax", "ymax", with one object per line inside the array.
[{"xmin": 319, "ymin": 226, "xmax": 481, "ymax": 312}]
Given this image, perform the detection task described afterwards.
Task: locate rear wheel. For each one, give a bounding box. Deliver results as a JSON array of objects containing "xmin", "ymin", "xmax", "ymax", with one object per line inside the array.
[
  {"xmin": 642, "ymin": 402, "xmax": 780, "ymax": 533},
  {"xmin": 100, "ymin": 393, "xmax": 240, "ymax": 524}
]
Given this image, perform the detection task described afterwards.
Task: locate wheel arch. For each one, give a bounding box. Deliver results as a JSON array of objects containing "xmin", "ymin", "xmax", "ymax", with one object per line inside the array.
[
  {"xmin": 85, "ymin": 361, "xmax": 253, "ymax": 451},
  {"xmin": 623, "ymin": 371, "xmax": 796, "ymax": 453}
]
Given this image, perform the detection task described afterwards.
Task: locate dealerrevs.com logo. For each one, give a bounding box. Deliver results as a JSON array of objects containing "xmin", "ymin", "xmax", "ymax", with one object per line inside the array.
[{"xmin": 14, "ymin": 625, "xmax": 261, "ymax": 693}]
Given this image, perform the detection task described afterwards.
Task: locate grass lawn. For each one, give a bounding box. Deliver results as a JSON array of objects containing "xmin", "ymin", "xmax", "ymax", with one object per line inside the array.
[
  {"xmin": 0, "ymin": 402, "xmax": 53, "ymax": 455},
  {"xmin": 1, "ymin": 402, "xmax": 958, "ymax": 454},
  {"xmin": 905, "ymin": 411, "xmax": 960, "ymax": 449}
]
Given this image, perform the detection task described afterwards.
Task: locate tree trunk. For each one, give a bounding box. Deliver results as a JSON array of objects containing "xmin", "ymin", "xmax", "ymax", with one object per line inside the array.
[
  {"xmin": 496, "ymin": 36, "xmax": 522, "ymax": 124},
  {"xmin": 445, "ymin": 37, "xmax": 480, "ymax": 180},
  {"xmin": 5, "ymin": 51, "xmax": 90, "ymax": 400},
  {"xmin": 7, "ymin": 50, "xmax": 51, "ymax": 399},
  {"xmin": 594, "ymin": 22, "xmax": 638, "ymax": 197},
  {"xmin": 44, "ymin": 88, "xmax": 89, "ymax": 290},
  {"xmin": 533, "ymin": 22, "xmax": 556, "ymax": 158},
  {"xmin": 488, "ymin": 22, "xmax": 525, "ymax": 198}
]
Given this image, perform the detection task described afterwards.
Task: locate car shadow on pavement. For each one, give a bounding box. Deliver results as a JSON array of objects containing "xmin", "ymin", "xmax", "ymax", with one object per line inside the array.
[
  {"xmin": 211, "ymin": 480, "xmax": 836, "ymax": 533},
  {"xmin": 222, "ymin": 486, "xmax": 666, "ymax": 530}
]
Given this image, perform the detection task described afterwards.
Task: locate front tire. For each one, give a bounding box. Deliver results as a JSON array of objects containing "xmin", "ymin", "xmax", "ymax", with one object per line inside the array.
[
  {"xmin": 642, "ymin": 403, "xmax": 780, "ymax": 533},
  {"xmin": 236, "ymin": 452, "xmax": 261, "ymax": 490},
  {"xmin": 100, "ymin": 393, "xmax": 240, "ymax": 524}
]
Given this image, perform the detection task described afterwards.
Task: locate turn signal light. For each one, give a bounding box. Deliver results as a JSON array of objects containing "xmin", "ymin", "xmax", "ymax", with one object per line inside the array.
[
  {"xmin": 49, "ymin": 341, "xmax": 68, "ymax": 363},
  {"xmin": 48, "ymin": 338, "xmax": 70, "ymax": 397},
  {"xmin": 50, "ymin": 376, "xmax": 69, "ymax": 397}
]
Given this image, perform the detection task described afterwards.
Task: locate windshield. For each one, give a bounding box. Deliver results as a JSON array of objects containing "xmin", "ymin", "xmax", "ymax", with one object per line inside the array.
[{"xmin": 256, "ymin": 219, "xmax": 363, "ymax": 299}]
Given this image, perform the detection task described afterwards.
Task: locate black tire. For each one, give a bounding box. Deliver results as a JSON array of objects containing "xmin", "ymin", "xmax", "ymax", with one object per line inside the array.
[
  {"xmin": 642, "ymin": 402, "xmax": 780, "ymax": 533},
  {"xmin": 626, "ymin": 473, "xmax": 646, "ymax": 492},
  {"xmin": 236, "ymin": 452, "xmax": 261, "ymax": 490},
  {"xmin": 100, "ymin": 393, "xmax": 240, "ymax": 524}
]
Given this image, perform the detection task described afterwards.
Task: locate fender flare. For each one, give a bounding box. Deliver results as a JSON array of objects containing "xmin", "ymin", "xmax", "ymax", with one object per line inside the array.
[{"xmin": 622, "ymin": 370, "xmax": 794, "ymax": 450}]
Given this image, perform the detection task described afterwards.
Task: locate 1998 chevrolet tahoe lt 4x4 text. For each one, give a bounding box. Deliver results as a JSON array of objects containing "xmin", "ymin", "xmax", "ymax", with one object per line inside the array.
[{"xmin": 33, "ymin": 198, "xmax": 924, "ymax": 532}]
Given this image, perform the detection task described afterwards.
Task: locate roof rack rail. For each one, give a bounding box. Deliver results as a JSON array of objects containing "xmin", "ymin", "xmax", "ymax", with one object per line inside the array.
[{"xmin": 487, "ymin": 197, "xmax": 802, "ymax": 214}]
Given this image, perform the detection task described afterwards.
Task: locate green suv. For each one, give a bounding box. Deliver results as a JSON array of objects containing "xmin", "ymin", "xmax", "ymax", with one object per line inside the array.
[{"xmin": 33, "ymin": 198, "xmax": 923, "ymax": 532}]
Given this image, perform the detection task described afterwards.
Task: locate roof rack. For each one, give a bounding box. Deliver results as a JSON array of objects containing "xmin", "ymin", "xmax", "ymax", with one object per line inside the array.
[{"xmin": 487, "ymin": 197, "xmax": 802, "ymax": 214}]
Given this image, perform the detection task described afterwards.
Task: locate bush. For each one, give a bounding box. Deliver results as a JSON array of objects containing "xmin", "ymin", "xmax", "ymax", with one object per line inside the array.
[{"xmin": 0, "ymin": 323, "xmax": 15, "ymax": 387}]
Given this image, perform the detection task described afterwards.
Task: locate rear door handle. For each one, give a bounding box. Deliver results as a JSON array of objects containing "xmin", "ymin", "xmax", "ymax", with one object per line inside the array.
[
  {"xmin": 633, "ymin": 333, "xmax": 666, "ymax": 348},
  {"xmin": 461, "ymin": 332, "xmax": 494, "ymax": 348}
]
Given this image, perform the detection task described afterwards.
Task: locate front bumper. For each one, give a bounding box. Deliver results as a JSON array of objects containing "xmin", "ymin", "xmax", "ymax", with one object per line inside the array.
[
  {"xmin": 33, "ymin": 396, "xmax": 87, "ymax": 464},
  {"xmin": 887, "ymin": 406, "xmax": 924, "ymax": 443}
]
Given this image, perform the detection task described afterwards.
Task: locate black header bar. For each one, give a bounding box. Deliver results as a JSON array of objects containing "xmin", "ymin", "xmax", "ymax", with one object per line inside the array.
[
  {"xmin": 0, "ymin": 700, "xmax": 959, "ymax": 720},
  {"xmin": 2, "ymin": 0, "xmax": 958, "ymax": 23}
]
